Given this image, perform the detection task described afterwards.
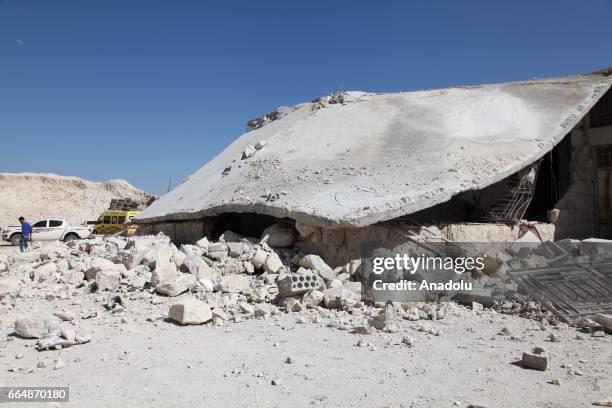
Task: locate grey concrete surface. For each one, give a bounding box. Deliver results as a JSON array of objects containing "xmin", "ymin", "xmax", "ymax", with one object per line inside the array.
[{"xmin": 136, "ymin": 72, "xmax": 612, "ymax": 228}]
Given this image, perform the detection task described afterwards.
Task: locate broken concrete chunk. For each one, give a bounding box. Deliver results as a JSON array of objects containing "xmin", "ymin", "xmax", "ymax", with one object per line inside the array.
[
  {"xmin": 53, "ymin": 310, "xmax": 75, "ymax": 322},
  {"xmin": 181, "ymin": 255, "xmax": 212, "ymax": 277},
  {"xmin": 0, "ymin": 278, "xmax": 21, "ymax": 298},
  {"xmin": 156, "ymin": 274, "xmax": 197, "ymax": 297},
  {"xmin": 220, "ymin": 230, "xmax": 243, "ymax": 243},
  {"xmin": 241, "ymin": 144, "xmax": 257, "ymax": 160},
  {"xmin": 172, "ymin": 251, "xmax": 187, "ymax": 268},
  {"xmin": 251, "ymin": 249, "xmax": 268, "ymax": 269},
  {"xmin": 261, "ymin": 223, "xmax": 297, "ymax": 247},
  {"xmin": 195, "ymin": 237, "xmax": 209, "ymax": 250},
  {"xmin": 65, "ymin": 270, "xmax": 84, "ymax": 286},
  {"xmin": 254, "ymin": 303, "xmax": 271, "ymax": 317},
  {"xmin": 84, "ymin": 257, "xmax": 116, "ymax": 280},
  {"xmin": 280, "ymin": 297, "xmax": 303, "ymax": 312},
  {"xmin": 219, "ymin": 275, "xmax": 250, "ymax": 293},
  {"xmin": 168, "ymin": 298, "xmax": 212, "ymax": 325},
  {"xmin": 150, "ymin": 247, "xmax": 178, "ymax": 286},
  {"xmin": 14, "ymin": 317, "xmax": 58, "ymax": 339},
  {"xmin": 593, "ymin": 314, "xmax": 612, "ymax": 333},
  {"xmin": 95, "ymin": 269, "xmax": 122, "ymax": 291},
  {"xmin": 34, "ymin": 262, "xmax": 57, "ymax": 279},
  {"xmin": 322, "ymin": 285, "xmax": 360, "ymax": 309},
  {"xmin": 278, "ymin": 272, "xmax": 321, "ymax": 297},
  {"xmin": 10, "ymin": 252, "xmax": 40, "ymax": 265},
  {"xmin": 239, "ymin": 302, "xmax": 254, "ymax": 314},
  {"xmin": 211, "ymin": 307, "xmax": 226, "ymax": 321},
  {"xmin": 451, "ymin": 289, "xmax": 494, "ymax": 308},
  {"xmin": 226, "ymin": 242, "xmax": 244, "ymax": 257},
  {"xmin": 299, "ymin": 255, "xmax": 336, "ymax": 282},
  {"xmin": 302, "ymin": 289, "xmax": 324, "ymax": 308},
  {"xmin": 554, "ymin": 238, "xmax": 581, "ymax": 256},
  {"xmin": 592, "ymin": 398, "xmax": 612, "ymax": 407},
  {"xmin": 263, "ymin": 252, "xmax": 283, "ymax": 273},
  {"xmin": 207, "ymin": 243, "xmax": 228, "ymax": 261},
  {"xmin": 522, "ymin": 346, "xmax": 550, "ymax": 371}
]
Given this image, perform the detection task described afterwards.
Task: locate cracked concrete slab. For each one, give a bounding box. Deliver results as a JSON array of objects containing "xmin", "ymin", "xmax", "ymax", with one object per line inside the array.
[{"xmin": 135, "ymin": 71, "xmax": 612, "ymax": 228}]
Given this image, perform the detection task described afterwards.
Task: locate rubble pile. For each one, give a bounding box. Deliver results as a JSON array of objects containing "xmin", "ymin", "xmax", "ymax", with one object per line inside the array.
[{"xmin": 0, "ymin": 229, "xmax": 472, "ymax": 344}]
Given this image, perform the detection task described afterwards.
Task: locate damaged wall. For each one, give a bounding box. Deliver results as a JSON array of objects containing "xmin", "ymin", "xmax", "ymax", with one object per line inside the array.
[
  {"xmin": 135, "ymin": 215, "xmax": 554, "ymax": 268},
  {"xmin": 554, "ymin": 94, "xmax": 612, "ymax": 239},
  {"xmin": 294, "ymin": 221, "xmax": 554, "ymax": 267}
]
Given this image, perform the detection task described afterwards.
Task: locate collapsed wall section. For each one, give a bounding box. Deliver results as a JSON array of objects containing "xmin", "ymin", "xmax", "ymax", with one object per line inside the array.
[
  {"xmin": 134, "ymin": 214, "xmax": 554, "ymax": 268},
  {"xmin": 294, "ymin": 221, "xmax": 554, "ymax": 267}
]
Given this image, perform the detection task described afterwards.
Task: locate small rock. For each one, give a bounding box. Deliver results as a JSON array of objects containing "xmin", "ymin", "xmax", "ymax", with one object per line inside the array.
[
  {"xmin": 239, "ymin": 302, "xmax": 254, "ymax": 315},
  {"xmin": 498, "ymin": 327, "xmax": 513, "ymax": 336},
  {"xmin": 53, "ymin": 357, "xmax": 66, "ymax": 370},
  {"xmin": 522, "ymin": 346, "xmax": 550, "ymax": 371},
  {"xmin": 402, "ymin": 336, "xmax": 415, "ymax": 347},
  {"xmin": 471, "ymin": 302, "xmax": 484, "ymax": 312}
]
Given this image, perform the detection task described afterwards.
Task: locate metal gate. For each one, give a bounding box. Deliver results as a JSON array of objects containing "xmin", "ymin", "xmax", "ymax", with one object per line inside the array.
[{"xmin": 511, "ymin": 262, "xmax": 612, "ymax": 320}]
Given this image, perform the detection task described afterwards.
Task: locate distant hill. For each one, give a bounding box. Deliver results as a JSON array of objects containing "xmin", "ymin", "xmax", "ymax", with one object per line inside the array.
[{"xmin": 0, "ymin": 173, "xmax": 155, "ymax": 228}]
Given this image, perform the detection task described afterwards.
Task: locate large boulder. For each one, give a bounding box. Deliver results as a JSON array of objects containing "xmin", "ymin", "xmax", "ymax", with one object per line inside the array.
[{"xmin": 168, "ymin": 298, "xmax": 212, "ymax": 325}]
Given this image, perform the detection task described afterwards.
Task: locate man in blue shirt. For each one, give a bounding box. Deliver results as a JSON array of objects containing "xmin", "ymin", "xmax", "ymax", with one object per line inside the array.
[{"xmin": 18, "ymin": 216, "xmax": 32, "ymax": 253}]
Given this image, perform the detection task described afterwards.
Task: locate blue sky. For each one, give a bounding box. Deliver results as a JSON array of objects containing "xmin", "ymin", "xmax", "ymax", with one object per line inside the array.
[{"xmin": 1, "ymin": 0, "xmax": 611, "ymax": 195}]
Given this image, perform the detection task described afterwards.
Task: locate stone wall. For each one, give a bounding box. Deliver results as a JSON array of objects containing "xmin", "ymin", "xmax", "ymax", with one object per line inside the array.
[
  {"xmin": 295, "ymin": 221, "xmax": 554, "ymax": 267},
  {"xmin": 136, "ymin": 220, "xmax": 211, "ymax": 245},
  {"xmin": 554, "ymin": 118, "xmax": 612, "ymax": 239}
]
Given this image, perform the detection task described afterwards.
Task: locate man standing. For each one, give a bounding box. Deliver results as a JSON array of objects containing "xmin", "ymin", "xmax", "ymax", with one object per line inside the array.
[{"xmin": 18, "ymin": 217, "xmax": 32, "ymax": 253}]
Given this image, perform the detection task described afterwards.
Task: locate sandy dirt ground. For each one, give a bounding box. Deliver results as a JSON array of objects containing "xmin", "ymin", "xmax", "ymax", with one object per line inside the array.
[
  {"xmin": 1, "ymin": 239, "xmax": 611, "ymax": 408},
  {"xmin": 0, "ymin": 271, "xmax": 610, "ymax": 408}
]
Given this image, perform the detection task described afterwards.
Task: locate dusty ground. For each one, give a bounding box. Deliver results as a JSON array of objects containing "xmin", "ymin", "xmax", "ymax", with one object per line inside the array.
[
  {"xmin": 1, "ymin": 240, "xmax": 611, "ymax": 408},
  {"xmin": 0, "ymin": 253, "xmax": 610, "ymax": 408}
]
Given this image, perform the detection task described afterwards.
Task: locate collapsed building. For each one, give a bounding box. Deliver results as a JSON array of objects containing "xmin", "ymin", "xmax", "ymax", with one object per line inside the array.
[{"xmin": 134, "ymin": 68, "xmax": 612, "ymax": 267}]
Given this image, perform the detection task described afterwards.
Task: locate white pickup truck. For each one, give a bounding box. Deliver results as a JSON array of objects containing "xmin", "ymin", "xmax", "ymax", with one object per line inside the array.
[{"xmin": 2, "ymin": 219, "xmax": 92, "ymax": 245}]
